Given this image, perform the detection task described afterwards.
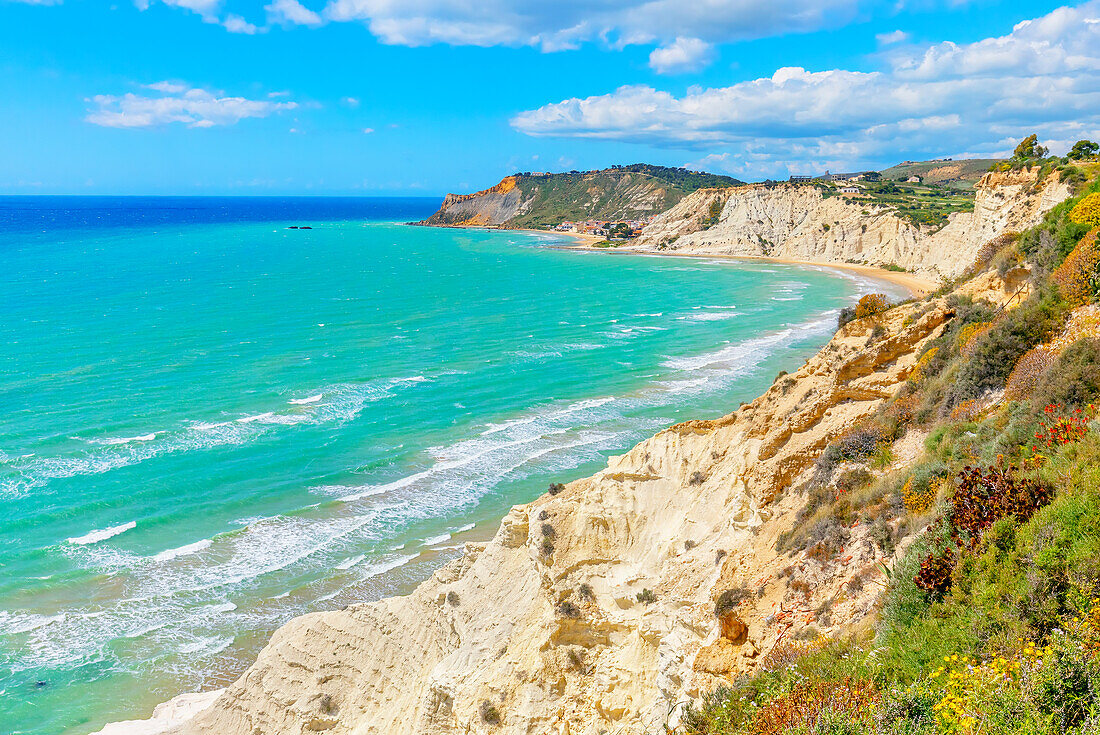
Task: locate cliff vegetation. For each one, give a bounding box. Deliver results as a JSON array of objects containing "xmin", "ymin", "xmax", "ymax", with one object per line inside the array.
[
  {"xmin": 676, "ymin": 172, "xmax": 1100, "ymax": 735},
  {"xmin": 418, "ymin": 165, "xmax": 743, "ymax": 229}
]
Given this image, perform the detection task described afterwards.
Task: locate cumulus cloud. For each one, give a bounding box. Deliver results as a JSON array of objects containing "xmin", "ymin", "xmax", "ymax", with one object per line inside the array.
[
  {"xmin": 512, "ymin": 1, "xmax": 1100, "ymax": 171},
  {"xmin": 875, "ymin": 29, "xmax": 909, "ymax": 45},
  {"xmin": 86, "ymin": 82, "xmax": 296, "ymax": 128},
  {"xmin": 222, "ymin": 13, "xmax": 258, "ymax": 33},
  {"xmin": 266, "ymin": 0, "xmax": 322, "ymax": 27},
  {"xmin": 319, "ymin": 0, "xmax": 861, "ymax": 50},
  {"xmin": 649, "ymin": 37, "xmax": 715, "ymax": 74}
]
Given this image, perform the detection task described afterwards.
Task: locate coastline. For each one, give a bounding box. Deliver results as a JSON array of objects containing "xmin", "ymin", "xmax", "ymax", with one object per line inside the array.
[
  {"xmin": 555, "ymin": 239, "xmax": 938, "ymax": 298},
  {"xmin": 90, "ymin": 224, "xmax": 929, "ymax": 735},
  {"xmin": 409, "ymin": 222, "xmax": 935, "ymax": 298}
]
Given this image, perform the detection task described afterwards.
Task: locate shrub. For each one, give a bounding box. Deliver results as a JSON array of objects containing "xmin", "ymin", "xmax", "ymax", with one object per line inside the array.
[
  {"xmin": 814, "ymin": 421, "xmax": 893, "ymax": 481},
  {"xmin": 1032, "ymin": 339, "xmax": 1100, "ymax": 409},
  {"xmin": 914, "ymin": 547, "xmax": 956, "ymax": 597},
  {"xmin": 540, "ymin": 523, "xmax": 555, "ymax": 538},
  {"xmin": 957, "ymin": 321, "xmax": 994, "ymax": 353},
  {"xmin": 636, "ymin": 588, "xmax": 657, "ymax": 604},
  {"xmin": 908, "ymin": 346, "xmax": 939, "ymax": 384},
  {"xmin": 555, "ymin": 600, "xmax": 581, "ymax": 618},
  {"xmin": 1005, "ymin": 345, "xmax": 1056, "ymax": 400},
  {"xmin": 479, "ymin": 700, "xmax": 502, "ymax": 725},
  {"xmin": 946, "ymin": 297, "xmax": 1066, "ymax": 408},
  {"xmin": 715, "ymin": 587, "xmax": 752, "ymax": 617},
  {"xmin": 973, "ymin": 231, "xmax": 1020, "ymax": 272},
  {"xmin": 836, "ymin": 467, "xmax": 873, "ymax": 494},
  {"xmin": 446, "ymin": 591, "xmax": 460, "ymax": 606},
  {"xmin": 1069, "ymin": 193, "xmax": 1100, "ymax": 227},
  {"xmin": 689, "ymin": 470, "xmax": 707, "ymax": 485},
  {"xmin": 949, "ymin": 465, "xmax": 1051, "ymax": 542},
  {"xmin": 539, "ymin": 538, "xmax": 554, "ymax": 557},
  {"xmin": 577, "ymin": 583, "xmax": 594, "ymax": 602},
  {"xmin": 1052, "ymin": 230, "xmax": 1100, "ymax": 306},
  {"xmin": 547, "ymin": 482, "xmax": 565, "ymax": 495},
  {"xmin": 737, "ymin": 679, "xmax": 880, "ymax": 735}
]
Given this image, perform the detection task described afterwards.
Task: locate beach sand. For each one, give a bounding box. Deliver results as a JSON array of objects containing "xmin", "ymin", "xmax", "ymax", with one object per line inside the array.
[{"xmin": 552, "ymin": 239, "xmax": 938, "ymax": 298}]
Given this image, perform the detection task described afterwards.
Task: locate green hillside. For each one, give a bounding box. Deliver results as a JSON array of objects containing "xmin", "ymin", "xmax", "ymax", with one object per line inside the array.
[
  {"xmin": 420, "ymin": 164, "xmax": 743, "ymax": 229},
  {"xmin": 507, "ymin": 165, "xmax": 743, "ymax": 229},
  {"xmin": 680, "ymin": 176, "xmax": 1100, "ymax": 735},
  {"xmin": 880, "ymin": 159, "xmax": 1003, "ymax": 190}
]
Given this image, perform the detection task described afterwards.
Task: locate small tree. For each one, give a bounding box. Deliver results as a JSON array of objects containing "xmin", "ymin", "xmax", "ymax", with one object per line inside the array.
[
  {"xmin": 1013, "ymin": 134, "xmax": 1049, "ymax": 160},
  {"xmin": 1070, "ymin": 139, "xmax": 1100, "ymax": 159}
]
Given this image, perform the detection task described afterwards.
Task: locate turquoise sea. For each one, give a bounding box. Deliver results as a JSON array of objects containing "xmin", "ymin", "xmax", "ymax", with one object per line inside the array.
[{"xmin": 0, "ymin": 197, "xmax": 904, "ymax": 734}]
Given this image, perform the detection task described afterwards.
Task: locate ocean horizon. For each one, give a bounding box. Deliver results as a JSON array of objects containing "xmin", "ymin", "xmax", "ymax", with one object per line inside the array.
[{"xmin": 0, "ymin": 196, "xmax": 905, "ymax": 734}]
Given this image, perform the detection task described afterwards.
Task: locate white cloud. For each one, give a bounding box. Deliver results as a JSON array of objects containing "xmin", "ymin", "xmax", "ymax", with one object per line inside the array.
[
  {"xmin": 86, "ymin": 82, "xmax": 297, "ymax": 128},
  {"xmin": 134, "ymin": 0, "xmax": 222, "ymax": 22},
  {"xmin": 222, "ymin": 14, "xmax": 258, "ymax": 33},
  {"xmin": 362, "ymin": 127, "xmax": 375, "ymax": 133},
  {"xmin": 876, "ymin": 29, "xmax": 909, "ymax": 45},
  {"xmin": 512, "ymin": 1, "xmax": 1100, "ymax": 172},
  {"xmin": 319, "ymin": 0, "xmax": 862, "ymax": 50},
  {"xmin": 649, "ymin": 37, "xmax": 715, "ymax": 74},
  {"xmin": 266, "ymin": 0, "xmax": 322, "ymax": 27},
  {"xmin": 342, "ymin": 96, "xmax": 360, "ymax": 107}
]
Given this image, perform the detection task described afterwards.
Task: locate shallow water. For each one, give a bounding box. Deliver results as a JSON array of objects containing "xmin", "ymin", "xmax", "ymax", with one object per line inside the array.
[{"xmin": 0, "ymin": 196, "xmax": 904, "ymax": 734}]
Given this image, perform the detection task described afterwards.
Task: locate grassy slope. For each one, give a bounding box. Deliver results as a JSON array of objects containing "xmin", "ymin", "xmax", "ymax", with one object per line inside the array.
[
  {"xmin": 678, "ymin": 175, "xmax": 1100, "ymax": 735},
  {"xmin": 502, "ymin": 165, "xmax": 741, "ymax": 229},
  {"xmin": 880, "ymin": 159, "xmax": 1003, "ymax": 190}
]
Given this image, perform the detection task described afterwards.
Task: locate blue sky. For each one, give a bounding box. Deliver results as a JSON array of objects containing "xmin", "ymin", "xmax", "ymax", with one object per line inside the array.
[{"xmin": 2, "ymin": 0, "xmax": 1098, "ymax": 195}]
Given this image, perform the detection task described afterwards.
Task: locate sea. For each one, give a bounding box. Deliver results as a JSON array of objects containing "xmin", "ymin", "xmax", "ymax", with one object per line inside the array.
[{"xmin": 0, "ymin": 196, "xmax": 906, "ymax": 734}]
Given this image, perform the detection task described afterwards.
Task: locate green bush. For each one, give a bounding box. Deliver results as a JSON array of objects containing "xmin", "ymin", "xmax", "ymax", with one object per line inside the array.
[
  {"xmin": 945, "ymin": 296, "xmax": 1066, "ymax": 409},
  {"xmin": 1032, "ymin": 339, "xmax": 1100, "ymax": 409}
]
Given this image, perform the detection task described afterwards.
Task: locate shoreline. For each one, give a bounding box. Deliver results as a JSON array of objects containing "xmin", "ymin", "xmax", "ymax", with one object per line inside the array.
[
  {"xmin": 414, "ymin": 223, "xmax": 938, "ymax": 298},
  {"xmin": 556, "ymin": 240, "xmax": 937, "ymax": 298},
  {"xmin": 91, "ymin": 223, "xmax": 930, "ymax": 735}
]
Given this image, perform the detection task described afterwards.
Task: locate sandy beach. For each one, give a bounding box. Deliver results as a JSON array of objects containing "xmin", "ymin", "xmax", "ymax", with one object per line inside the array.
[{"xmin": 541, "ymin": 234, "xmax": 939, "ymax": 298}]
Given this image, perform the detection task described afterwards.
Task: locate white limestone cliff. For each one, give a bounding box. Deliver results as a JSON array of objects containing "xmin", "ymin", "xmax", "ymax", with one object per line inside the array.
[{"xmin": 632, "ymin": 168, "xmax": 1071, "ymax": 281}]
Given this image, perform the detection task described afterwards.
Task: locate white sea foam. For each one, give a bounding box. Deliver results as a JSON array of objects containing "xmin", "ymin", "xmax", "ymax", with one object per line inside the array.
[
  {"xmin": 152, "ymin": 539, "xmax": 212, "ymax": 562},
  {"xmin": 311, "ymin": 484, "xmax": 388, "ymax": 502},
  {"xmin": 422, "ymin": 533, "xmax": 451, "ymax": 546},
  {"xmin": 677, "ymin": 312, "xmax": 741, "ymax": 322},
  {"xmin": 289, "ymin": 394, "xmax": 323, "ymax": 405},
  {"xmin": 66, "ymin": 521, "xmax": 136, "ymax": 546},
  {"xmin": 2, "ymin": 375, "xmax": 429, "ymax": 497},
  {"xmin": 363, "ymin": 554, "xmax": 418, "ymax": 578},
  {"xmin": 91, "ymin": 433, "xmax": 159, "ymax": 446},
  {"xmin": 454, "ymin": 523, "xmax": 476, "ymax": 533},
  {"xmin": 336, "ymin": 554, "xmax": 365, "ymax": 570}
]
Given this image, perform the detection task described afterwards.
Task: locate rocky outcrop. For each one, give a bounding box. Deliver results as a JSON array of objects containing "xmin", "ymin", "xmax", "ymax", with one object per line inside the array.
[
  {"xmin": 632, "ymin": 168, "xmax": 1071, "ymax": 281},
  {"xmin": 416, "ymin": 166, "xmax": 744, "ymax": 230},
  {"xmin": 164, "ymin": 299, "xmax": 954, "ymax": 735},
  {"xmin": 420, "ymin": 177, "xmax": 529, "ymax": 227}
]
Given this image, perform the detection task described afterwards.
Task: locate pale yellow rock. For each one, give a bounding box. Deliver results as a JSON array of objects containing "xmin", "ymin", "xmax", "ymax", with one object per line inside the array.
[
  {"xmin": 633, "ymin": 168, "xmax": 1071, "ymax": 282},
  {"xmin": 166, "ymin": 301, "xmax": 953, "ymax": 735}
]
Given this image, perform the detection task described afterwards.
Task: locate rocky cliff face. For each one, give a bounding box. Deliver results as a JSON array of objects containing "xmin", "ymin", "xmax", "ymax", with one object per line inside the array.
[
  {"xmin": 158, "ymin": 290, "xmax": 985, "ymax": 735},
  {"xmin": 633, "ymin": 169, "xmax": 1071, "ymax": 281},
  {"xmin": 420, "ymin": 177, "xmax": 529, "ymax": 227}
]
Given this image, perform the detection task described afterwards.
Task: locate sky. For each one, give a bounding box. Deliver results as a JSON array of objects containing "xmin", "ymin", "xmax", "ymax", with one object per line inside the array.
[{"xmin": 3, "ymin": 0, "xmax": 1100, "ymax": 195}]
